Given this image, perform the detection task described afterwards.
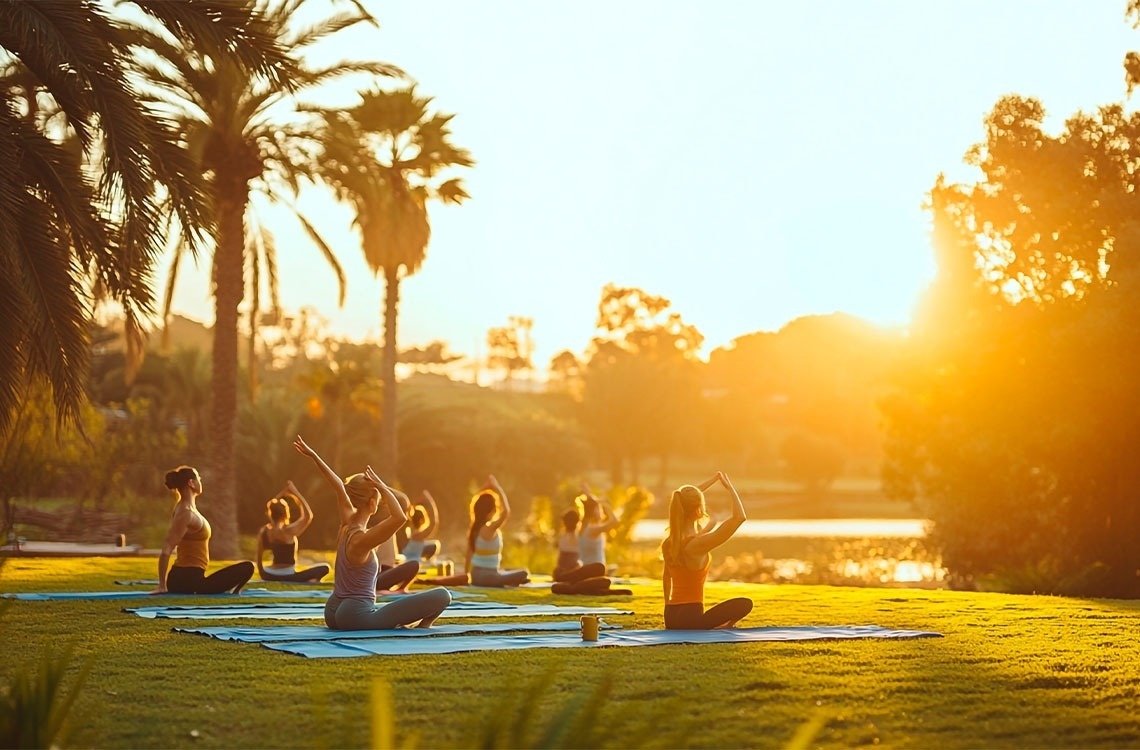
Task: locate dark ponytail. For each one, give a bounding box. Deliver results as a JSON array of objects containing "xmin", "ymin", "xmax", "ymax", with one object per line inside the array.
[{"xmin": 467, "ymin": 492, "xmax": 498, "ymax": 554}]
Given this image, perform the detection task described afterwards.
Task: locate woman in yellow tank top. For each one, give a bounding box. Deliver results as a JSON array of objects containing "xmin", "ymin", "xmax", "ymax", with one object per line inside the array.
[
  {"xmin": 660, "ymin": 471, "xmax": 753, "ymax": 629},
  {"xmin": 151, "ymin": 466, "xmax": 255, "ymax": 595}
]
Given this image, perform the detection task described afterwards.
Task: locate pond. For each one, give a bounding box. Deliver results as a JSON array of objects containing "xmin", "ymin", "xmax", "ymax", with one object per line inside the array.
[
  {"xmin": 631, "ymin": 518, "xmax": 927, "ymax": 541},
  {"xmin": 628, "ymin": 517, "xmax": 943, "ymax": 588}
]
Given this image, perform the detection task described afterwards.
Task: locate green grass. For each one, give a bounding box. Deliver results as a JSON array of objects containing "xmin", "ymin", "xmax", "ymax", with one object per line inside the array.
[{"xmin": 3, "ymin": 558, "xmax": 1140, "ymax": 748}]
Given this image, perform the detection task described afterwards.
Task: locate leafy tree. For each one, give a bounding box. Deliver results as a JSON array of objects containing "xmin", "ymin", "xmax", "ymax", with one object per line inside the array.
[
  {"xmin": 579, "ymin": 284, "xmax": 704, "ymax": 487},
  {"xmin": 0, "ymin": 0, "xmax": 289, "ymax": 435},
  {"xmin": 487, "ymin": 315, "xmax": 534, "ymax": 388},
  {"xmin": 133, "ymin": 0, "xmax": 393, "ymax": 555},
  {"xmin": 884, "ymin": 95, "xmax": 1140, "ymax": 595},
  {"xmin": 311, "ymin": 85, "xmax": 474, "ymax": 479}
]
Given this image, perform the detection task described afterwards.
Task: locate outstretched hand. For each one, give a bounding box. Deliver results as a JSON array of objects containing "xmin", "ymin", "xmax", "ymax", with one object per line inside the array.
[
  {"xmin": 284, "ymin": 480, "xmax": 298, "ymax": 494},
  {"xmin": 293, "ymin": 435, "xmax": 315, "ymax": 457}
]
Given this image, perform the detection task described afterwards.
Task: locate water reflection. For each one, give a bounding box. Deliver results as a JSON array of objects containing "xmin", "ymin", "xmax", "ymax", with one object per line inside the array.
[
  {"xmin": 629, "ymin": 518, "xmax": 943, "ymax": 587},
  {"xmin": 631, "ymin": 518, "xmax": 928, "ymax": 541}
]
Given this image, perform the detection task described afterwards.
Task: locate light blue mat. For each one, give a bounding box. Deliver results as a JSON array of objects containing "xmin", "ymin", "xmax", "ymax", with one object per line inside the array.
[
  {"xmin": 4, "ymin": 587, "xmax": 334, "ymax": 601},
  {"xmin": 6, "ymin": 587, "xmax": 485, "ymax": 602},
  {"xmin": 174, "ymin": 619, "xmax": 623, "ymax": 642},
  {"xmin": 261, "ymin": 625, "xmax": 943, "ymax": 658},
  {"xmin": 125, "ymin": 602, "xmax": 633, "ymax": 620}
]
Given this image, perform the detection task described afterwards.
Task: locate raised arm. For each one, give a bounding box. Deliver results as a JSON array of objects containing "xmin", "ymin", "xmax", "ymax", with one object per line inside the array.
[
  {"xmin": 420, "ymin": 490, "xmax": 439, "ymax": 536},
  {"xmin": 584, "ymin": 491, "xmax": 620, "ymax": 538},
  {"xmin": 682, "ymin": 472, "xmax": 747, "ymax": 558},
  {"xmin": 484, "ymin": 474, "xmax": 510, "ymax": 533},
  {"xmin": 696, "ymin": 474, "xmax": 719, "ymax": 493},
  {"xmin": 151, "ymin": 508, "xmax": 192, "ymax": 594},
  {"xmin": 282, "ymin": 481, "xmax": 314, "ymax": 537},
  {"xmin": 350, "ymin": 466, "xmax": 409, "ymax": 556},
  {"xmin": 293, "ymin": 435, "xmax": 353, "ymax": 525}
]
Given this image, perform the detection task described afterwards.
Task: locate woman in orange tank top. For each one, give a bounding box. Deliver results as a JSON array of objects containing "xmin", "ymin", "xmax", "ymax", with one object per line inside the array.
[
  {"xmin": 151, "ymin": 466, "xmax": 255, "ymax": 595},
  {"xmin": 661, "ymin": 471, "xmax": 753, "ymax": 629}
]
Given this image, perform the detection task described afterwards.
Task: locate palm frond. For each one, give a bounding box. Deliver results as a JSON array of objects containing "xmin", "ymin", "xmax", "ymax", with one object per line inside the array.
[{"xmin": 126, "ymin": 0, "xmax": 297, "ymax": 89}]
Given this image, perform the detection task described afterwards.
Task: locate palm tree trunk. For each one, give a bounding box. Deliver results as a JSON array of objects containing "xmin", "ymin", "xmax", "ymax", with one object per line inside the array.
[
  {"xmin": 208, "ymin": 174, "xmax": 247, "ymax": 559},
  {"xmin": 379, "ymin": 264, "xmax": 400, "ymax": 479}
]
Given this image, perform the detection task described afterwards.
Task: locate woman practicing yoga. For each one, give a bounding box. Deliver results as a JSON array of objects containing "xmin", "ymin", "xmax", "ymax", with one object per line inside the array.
[
  {"xmin": 465, "ymin": 475, "xmax": 530, "ymax": 587},
  {"xmin": 577, "ymin": 489, "xmax": 620, "ymax": 570},
  {"xmin": 256, "ymin": 482, "xmax": 329, "ymax": 583},
  {"xmin": 550, "ymin": 500, "xmax": 630, "ymax": 596},
  {"xmin": 294, "ymin": 435, "xmax": 450, "ymax": 629},
  {"xmin": 401, "ymin": 490, "xmax": 442, "ymax": 562},
  {"xmin": 661, "ymin": 471, "xmax": 753, "ymax": 629},
  {"xmin": 152, "ymin": 466, "xmax": 255, "ymax": 595}
]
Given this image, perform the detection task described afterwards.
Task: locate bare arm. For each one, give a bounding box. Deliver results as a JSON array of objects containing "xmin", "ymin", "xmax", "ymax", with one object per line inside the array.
[
  {"xmin": 421, "ymin": 490, "xmax": 439, "ymax": 537},
  {"xmin": 484, "ymin": 475, "xmax": 510, "ymax": 534},
  {"xmin": 696, "ymin": 474, "xmax": 719, "ymax": 493},
  {"xmin": 293, "ymin": 435, "xmax": 353, "ymax": 525},
  {"xmin": 348, "ymin": 467, "xmax": 408, "ymax": 559},
  {"xmin": 685, "ymin": 472, "xmax": 746, "ymax": 558},
  {"xmin": 283, "ymin": 481, "xmax": 314, "ymax": 536},
  {"xmin": 151, "ymin": 508, "xmax": 192, "ymax": 594}
]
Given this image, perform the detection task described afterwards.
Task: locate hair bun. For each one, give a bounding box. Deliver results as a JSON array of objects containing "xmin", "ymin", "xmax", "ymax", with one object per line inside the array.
[{"xmin": 164, "ymin": 471, "xmax": 179, "ymax": 490}]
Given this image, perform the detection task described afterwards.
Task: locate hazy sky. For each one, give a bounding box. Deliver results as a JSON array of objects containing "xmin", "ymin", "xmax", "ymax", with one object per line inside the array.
[{"xmin": 165, "ymin": 0, "xmax": 1140, "ymax": 370}]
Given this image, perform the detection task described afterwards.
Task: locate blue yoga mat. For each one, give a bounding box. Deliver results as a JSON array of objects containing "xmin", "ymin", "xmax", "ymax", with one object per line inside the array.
[
  {"xmin": 261, "ymin": 625, "xmax": 943, "ymax": 658},
  {"xmin": 4, "ymin": 587, "xmax": 334, "ymax": 601},
  {"xmin": 125, "ymin": 602, "xmax": 634, "ymax": 620},
  {"xmin": 6, "ymin": 587, "xmax": 486, "ymax": 602},
  {"xmin": 174, "ymin": 620, "xmax": 623, "ymax": 642}
]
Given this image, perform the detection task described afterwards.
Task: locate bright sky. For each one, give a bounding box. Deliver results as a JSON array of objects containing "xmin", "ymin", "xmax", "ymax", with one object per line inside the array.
[{"xmin": 165, "ymin": 0, "xmax": 1140, "ymax": 372}]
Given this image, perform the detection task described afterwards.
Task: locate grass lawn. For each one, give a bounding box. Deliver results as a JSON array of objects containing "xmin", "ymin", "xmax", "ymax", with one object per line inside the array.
[{"xmin": 3, "ymin": 557, "xmax": 1140, "ymax": 749}]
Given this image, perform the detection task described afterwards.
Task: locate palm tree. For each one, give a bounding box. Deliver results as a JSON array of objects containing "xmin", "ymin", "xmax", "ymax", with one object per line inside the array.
[
  {"xmin": 0, "ymin": 0, "xmax": 289, "ymax": 436},
  {"xmin": 132, "ymin": 0, "xmax": 401, "ymax": 555},
  {"xmin": 312, "ymin": 86, "xmax": 474, "ymax": 478}
]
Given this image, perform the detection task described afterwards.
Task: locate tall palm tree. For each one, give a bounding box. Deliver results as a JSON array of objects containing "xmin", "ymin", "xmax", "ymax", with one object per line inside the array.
[
  {"xmin": 133, "ymin": 0, "xmax": 400, "ymax": 555},
  {"xmin": 313, "ymin": 86, "xmax": 473, "ymax": 478},
  {"xmin": 0, "ymin": 0, "xmax": 290, "ymax": 436}
]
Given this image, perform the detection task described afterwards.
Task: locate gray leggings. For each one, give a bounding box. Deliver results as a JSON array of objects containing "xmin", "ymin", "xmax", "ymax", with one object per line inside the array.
[
  {"xmin": 323, "ymin": 588, "xmax": 452, "ymax": 630},
  {"xmin": 469, "ymin": 566, "xmax": 529, "ymax": 587}
]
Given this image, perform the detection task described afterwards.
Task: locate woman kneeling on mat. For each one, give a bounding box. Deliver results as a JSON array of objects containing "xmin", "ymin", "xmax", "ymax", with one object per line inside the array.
[
  {"xmin": 661, "ymin": 471, "xmax": 753, "ymax": 630},
  {"xmin": 466, "ymin": 476, "xmax": 530, "ymax": 587},
  {"xmin": 256, "ymin": 481, "xmax": 329, "ymax": 583},
  {"xmin": 153, "ymin": 466, "xmax": 255, "ymax": 595},
  {"xmin": 294, "ymin": 435, "xmax": 450, "ymax": 629}
]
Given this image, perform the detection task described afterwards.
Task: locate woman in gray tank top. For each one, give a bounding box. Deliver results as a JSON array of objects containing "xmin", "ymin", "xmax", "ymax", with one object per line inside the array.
[{"xmin": 293, "ymin": 435, "xmax": 451, "ymax": 630}]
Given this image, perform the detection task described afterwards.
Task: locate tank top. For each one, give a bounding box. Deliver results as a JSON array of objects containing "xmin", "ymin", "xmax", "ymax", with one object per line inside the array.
[
  {"xmin": 174, "ymin": 511, "xmax": 210, "ymax": 570},
  {"xmin": 403, "ymin": 539, "xmax": 425, "ymax": 560},
  {"xmin": 665, "ymin": 555, "xmax": 710, "ymax": 605},
  {"xmin": 578, "ymin": 529, "xmax": 606, "ymax": 566},
  {"xmin": 333, "ymin": 525, "xmax": 379, "ymax": 601},
  {"xmin": 470, "ymin": 529, "xmax": 502, "ymax": 569},
  {"xmin": 262, "ymin": 527, "xmax": 297, "ymax": 567}
]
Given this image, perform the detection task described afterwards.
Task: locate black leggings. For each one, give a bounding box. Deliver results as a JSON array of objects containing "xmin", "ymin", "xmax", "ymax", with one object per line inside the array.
[
  {"xmin": 552, "ymin": 577, "xmax": 613, "ymax": 595},
  {"xmin": 553, "ymin": 562, "xmax": 606, "ymax": 583},
  {"xmin": 168, "ymin": 562, "xmax": 255, "ymax": 594},
  {"xmin": 261, "ymin": 564, "xmax": 330, "ymax": 583},
  {"xmin": 664, "ymin": 598, "xmax": 753, "ymax": 630}
]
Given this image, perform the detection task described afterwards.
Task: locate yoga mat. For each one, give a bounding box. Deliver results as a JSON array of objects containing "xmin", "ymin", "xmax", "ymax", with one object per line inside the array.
[
  {"xmin": 262, "ymin": 625, "xmax": 943, "ymax": 658},
  {"xmin": 125, "ymin": 602, "xmax": 634, "ymax": 620},
  {"xmin": 174, "ymin": 619, "xmax": 623, "ymax": 642},
  {"xmin": 4, "ymin": 587, "xmax": 333, "ymax": 601},
  {"xmin": 8, "ymin": 587, "xmax": 483, "ymax": 602}
]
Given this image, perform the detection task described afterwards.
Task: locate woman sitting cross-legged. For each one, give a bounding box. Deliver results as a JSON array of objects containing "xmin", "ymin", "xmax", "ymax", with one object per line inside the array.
[
  {"xmin": 401, "ymin": 490, "xmax": 443, "ymax": 563},
  {"xmin": 152, "ymin": 465, "xmax": 255, "ymax": 595},
  {"xmin": 256, "ymin": 481, "xmax": 330, "ymax": 583},
  {"xmin": 465, "ymin": 475, "xmax": 530, "ymax": 587},
  {"xmin": 293, "ymin": 435, "xmax": 450, "ymax": 630},
  {"xmin": 550, "ymin": 497, "xmax": 630, "ymax": 596},
  {"xmin": 661, "ymin": 471, "xmax": 753, "ymax": 630}
]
